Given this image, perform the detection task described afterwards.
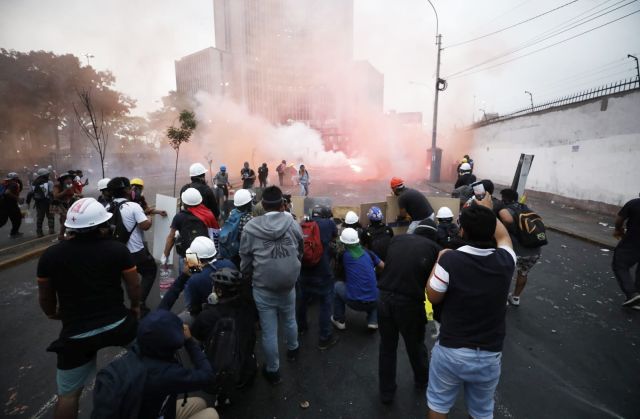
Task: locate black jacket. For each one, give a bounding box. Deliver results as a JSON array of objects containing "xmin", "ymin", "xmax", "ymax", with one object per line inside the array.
[{"xmin": 181, "ymin": 179, "xmax": 219, "ymax": 218}]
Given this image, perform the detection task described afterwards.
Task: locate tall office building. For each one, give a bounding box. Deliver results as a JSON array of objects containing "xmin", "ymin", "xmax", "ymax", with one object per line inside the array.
[{"xmin": 175, "ymin": 47, "xmax": 232, "ymax": 99}]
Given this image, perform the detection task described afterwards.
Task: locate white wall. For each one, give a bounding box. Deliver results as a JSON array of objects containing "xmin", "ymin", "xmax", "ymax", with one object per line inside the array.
[{"xmin": 469, "ymin": 90, "xmax": 640, "ymax": 206}]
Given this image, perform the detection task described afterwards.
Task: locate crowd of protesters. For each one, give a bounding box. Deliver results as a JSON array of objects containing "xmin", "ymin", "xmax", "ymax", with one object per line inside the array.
[{"xmin": 8, "ymin": 153, "xmax": 633, "ymax": 418}]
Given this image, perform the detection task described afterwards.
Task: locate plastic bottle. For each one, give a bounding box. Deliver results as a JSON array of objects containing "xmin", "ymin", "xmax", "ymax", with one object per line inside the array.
[{"xmin": 158, "ymin": 265, "xmax": 175, "ymax": 298}]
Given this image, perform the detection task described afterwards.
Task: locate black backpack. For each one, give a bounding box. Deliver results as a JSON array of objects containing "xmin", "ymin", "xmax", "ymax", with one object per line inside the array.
[
  {"xmin": 175, "ymin": 211, "xmax": 209, "ymax": 257},
  {"xmin": 364, "ymin": 225, "xmax": 393, "ymax": 261},
  {"xmin": 109, "ymin": 200, "xmax": 136, "ymax": 244},
  {"xmin": 91, "ymin": 349, "xmax": 147, "ymax": 419},
  {"xmin": 204, "ymin": 317, "xmax": 242, "ymax": 399},
  {"xmin": 508, "ymin": 204, "xmax": 548, "ymax": 248}
]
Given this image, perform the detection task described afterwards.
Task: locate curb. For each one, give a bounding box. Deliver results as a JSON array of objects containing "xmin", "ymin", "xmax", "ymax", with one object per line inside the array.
[
  {"xmin": 545, "ymin": 224, "xmax": 615, "ymax": 250},
  {"xmin": 0, "ymin": 244, "xmax": 50, "ymax": 271}
]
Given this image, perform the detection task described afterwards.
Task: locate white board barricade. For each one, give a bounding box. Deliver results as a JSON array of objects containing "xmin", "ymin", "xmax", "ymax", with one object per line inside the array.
[{"xmin": 152, "ymin": 194, "xmax": 178, "ymax": 263}]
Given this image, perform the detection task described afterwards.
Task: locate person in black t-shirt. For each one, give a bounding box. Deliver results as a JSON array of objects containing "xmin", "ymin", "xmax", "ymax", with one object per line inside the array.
[
  {"xmin": 377, "ymin": 218, "xmax": 440, "ymax": 404},
  {"xmin": 241, "ymin": 162, "xmax": 256, "ymax": 189},
  {"xmin": 612, "ymin": 195, "xmax": 640, "ymax": 308},
  {"xmin": 390, "ymin": 177, "xmax": 434, "ymax": 234},
  {"xmin": 37, "ymin": 198, "xmax": 140, "ymax": 419},
  {"xmin": 258, "ymin": 163, "xmax": 269, "ymax": 188},
  {"xmin": 426, "ymin": 199, "xmax": 515, "ymax": 419},
  {"xmin": 454, "ymin": 163, "xmax": 476, "ymax": 189},
  {"xmin": 181, "ymin": 162, "xmax": 220, "ymax": 219}
]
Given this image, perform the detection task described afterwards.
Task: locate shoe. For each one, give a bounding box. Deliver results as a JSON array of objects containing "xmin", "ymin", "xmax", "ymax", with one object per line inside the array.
[
  {"xmin": 318, "ymin": 334, "xmax": 340, "ymax": 351},
  {"xmin": 367, "ymin": 323, "xmax": 379, "ymax": 331},
  {"xmin": 262, "ymin": 366, "xmax": 282, "ymax": 385},
  {"xmin": 9, "ymin": 232, "xmax": 23, "ymax": 239},
  {"xmin": 508, "ymin": 294, "xmax": 520, "ymax": 306},
  {"xmin": 286, "ymin": 346, "xmax": 299, "ymax": 362},
  {"xmin": 622, "ymin": 293, "xmax": 640, "ymax": 307},
  {"xmin": 331, "ymin": 316, "xmax": 346, "ymax": 330}
]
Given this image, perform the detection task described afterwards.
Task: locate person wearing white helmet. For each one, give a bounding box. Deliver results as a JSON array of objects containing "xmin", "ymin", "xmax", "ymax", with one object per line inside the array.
[
  {"xmin": 343, "ymin": 210, "xmax": 364, "ymax": 240},
  {"xmin": 435, "ymin": 206, "xmax": 460, "ymax": 248},
  {"xmin": 213, "ymin": 165, "xmax": 232, "ymax": 216},
  {"xmin": 37, "ymin": 198, "xmax": 141, "ymax": 418},
  {"xmin": 108, "ymin": 177, "xmax": 156, "ymax": 315},
  {"xmin": 96, "ymin": 177, "xmax": 112, "ymax": 207},
  {"xmin": 28, "ymin": 168, "xmax": 55, "ymax": 237},
  {"xmin": 0, "ymin": 172, "xmax": 24, "ymax": 238},
  {"xmin": 159, "ymin": 236, "xmax": 235, "ymax": 325},
  {"xmin": 163, "ymin": 188, "xmax": 220, "ymax": 271},
  {"xmin": 455, "ymin": 162, "xmax": 477, "ymax": 189},
  {"xmin": 331, "ymin": 227, "xmax": 385, "ymax": 332},
  {"xmin": 218, "ymin": 189, "xmax": 254, "ymax": 266},
  {"xmin": 181, "ymin": 162, "xmax": 220, "ymax": 219}
]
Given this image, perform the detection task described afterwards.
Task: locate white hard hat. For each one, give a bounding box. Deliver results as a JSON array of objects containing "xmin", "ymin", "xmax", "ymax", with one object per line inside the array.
[
  {"xmin": 345, "ymin": 211, "xmax": 359, "ymax": 225},
  {"xmin": 234, "ymin": 189, "xmax": 252, "ymax": 207},
  {"xmin": 97, "ymin": 178, "xmax": 111, "ymax": 191},
  {"xmin": 459, "ymin": 163, "xmax": 471, "ymax": 171},
  {"xmin": 187, "ymin": 236, "xmax": 217, "ymax": 259},
  {"xmin": 340, "ymin": 227, "xmax": 360, "ymax": 245},
  {"xmin": 181, "ymin": 188, "xmax": 203, "ymax": 206},
  {"xmin": 436, "ymin": 206, "xmax": 454, "ymax": 219},
  {"xmin": 64, "ymin": 198, "xmax": 112, "ymax": 229},
  {"xmin": 189, "ymin": 163, "xmax": 207, "ymax": 177},
  {"xmin": 37, "ymin": 168, "xmax": 50, "ymax": 176}
]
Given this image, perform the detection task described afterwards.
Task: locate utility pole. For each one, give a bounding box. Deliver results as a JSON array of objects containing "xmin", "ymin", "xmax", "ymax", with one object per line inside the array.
[
  {"xmin": 629, "ymin": 54, "xmax": 639, "ymax": 85},
  {"xmin": 427, "ymin": 0, "xmax": 446, "ymax": 183},
  {"xmin": 83, "ymin": 53, "xmax": 94, "ymax": 66},
  {"xmin": 525, "ymin": 90, "xmax": 534, "ymax": 111},
  {"xmin": 479, "ymin": 108, "xmax": 487, "ymax": 121}
]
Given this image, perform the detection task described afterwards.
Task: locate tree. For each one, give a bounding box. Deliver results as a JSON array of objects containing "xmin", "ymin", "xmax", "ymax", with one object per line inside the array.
[
  {"xmin": 167, "ymin": 110, "xmax": 197, "ymax": 196},
  {"xmin": 74, "ymin": 89, "xmax": 110, "ymax": 177}
]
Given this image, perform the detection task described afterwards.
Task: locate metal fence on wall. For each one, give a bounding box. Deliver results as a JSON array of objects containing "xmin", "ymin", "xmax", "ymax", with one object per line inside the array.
[{"xmin": 478, "ymin": 78, "xmax": 640, "ymax": 126}]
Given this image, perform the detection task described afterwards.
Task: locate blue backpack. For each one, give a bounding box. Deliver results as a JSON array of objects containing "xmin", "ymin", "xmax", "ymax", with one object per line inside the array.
[
  {"xmin": 91, "ymin": 348, "xmax": 147, "ymax": 419},
  {"xmin": 218, "ymin": 208, "xmax": 244, "ymax": 259}
]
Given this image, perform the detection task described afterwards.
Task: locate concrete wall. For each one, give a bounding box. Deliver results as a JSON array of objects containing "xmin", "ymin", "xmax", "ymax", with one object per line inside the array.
[{"xmin": 469, "ymin": 90, "xmax": 640, "ymax": 207}]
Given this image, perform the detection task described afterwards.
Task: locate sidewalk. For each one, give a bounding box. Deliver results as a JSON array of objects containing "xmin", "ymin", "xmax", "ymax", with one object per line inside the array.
[{"xmin": 426, "ymin": 181, "xmax": 618, "ymax": 249}]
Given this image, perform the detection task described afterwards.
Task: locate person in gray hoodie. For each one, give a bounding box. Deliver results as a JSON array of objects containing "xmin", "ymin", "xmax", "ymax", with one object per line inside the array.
[{"xmin": 240, "ymin": 186, "xmax": 303, "ymax": 385}]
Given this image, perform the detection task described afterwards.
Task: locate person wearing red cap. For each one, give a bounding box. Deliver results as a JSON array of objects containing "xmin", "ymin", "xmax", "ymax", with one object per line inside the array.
[{"xmin": 390, "ymin": 177, "xmax": 434, "ymax": 234}]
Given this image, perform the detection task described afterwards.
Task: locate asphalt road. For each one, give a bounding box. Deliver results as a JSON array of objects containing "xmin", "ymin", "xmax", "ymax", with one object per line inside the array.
[{"xmin": 1, "ymin": 230, "xmax": 638, "ymax": 418}]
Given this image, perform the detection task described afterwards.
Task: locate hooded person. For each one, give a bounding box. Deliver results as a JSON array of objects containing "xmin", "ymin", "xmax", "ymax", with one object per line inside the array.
[
  {"xmin": 135, "ymin": 310, "xmax": 218, "ymax": 419},
  {"xmin": 239, "ymin": 186, "xmax": 303, "ymax": 385}
]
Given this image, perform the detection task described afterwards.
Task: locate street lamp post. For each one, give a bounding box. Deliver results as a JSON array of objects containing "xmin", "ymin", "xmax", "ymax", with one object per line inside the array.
[
  {"xmin": 628, "ymin": 54, "xmax": 640, "ymax": 84},
  {"xmin": 426, "ymin": 0, "xmax": 445, "ymax": 183},
  {"xmin": 524, "ymin": 90, "xmax": 534, "ymax": 111},
  {"xmin": 479, "ymin": 108, "xmax": 487, "ymax": 121},
  {"xmin": 83, "ymin": 53, "xmax": 94, "ymax": 66}
]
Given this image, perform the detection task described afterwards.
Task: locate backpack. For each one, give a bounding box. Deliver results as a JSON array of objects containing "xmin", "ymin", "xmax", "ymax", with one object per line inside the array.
[
  {"xmin": 301, "ymin": 220, "xmax": 323, "ymax": 267},
  {"xmin": 32, "ymin": 179, "xmax": 49, "ymax": 201},
  {"xmin": 109, "ymin": 200, "xmax": 136, "ymax": 244},
  {"xmin": 451, "ymin": 185, "xmax": 473, "ymax": 207},
  {"xmin": 175, "ymin": 211, "xmax": 209, "ymax": 257},
  {"xmin": 219, "ymin": 209, "xmax": 243, "ymax": 259},
  {"xmin": 364, "ymin": 225, "xmax": 393, "ymax": 261},
  {"xmin": 91, "ymin": 349, "xmax": 147, "ymax": 419},
  {"xmin": 204, "ymin": 317, "xmax": 241, "ymax": 398},
  {"xmin": 508, "ymin": 204, "xmax": 548, "ymax": 248}
]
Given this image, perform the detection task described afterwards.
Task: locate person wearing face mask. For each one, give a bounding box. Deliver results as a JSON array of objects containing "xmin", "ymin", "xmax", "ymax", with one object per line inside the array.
[
  {"xmin": 129, "ymin": 178, "xmax": 167, "ymax": 217},
  {"xmin": 53, "ymin": 172, "xmax": 80, "ymax": 240}
]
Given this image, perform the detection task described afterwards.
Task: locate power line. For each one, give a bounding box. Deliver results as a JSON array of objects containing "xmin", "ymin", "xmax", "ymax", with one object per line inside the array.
[
  {"xmin": 537, "ymin": 67, "xmax": 636, "ymax": 95},
  {"xmin": 452, "ymin": 0, "xmax": 532, "ymax": 43},
  {"xmin": 535, "ymin": 59, "xmax": 630, "ymax": 90},
  {"xmin": 445, "ymin": 2, "xmax": 639, "ymax": 79},
  {"xmin": 446, "ymin": 9, "xmax": 640, "ymax": 80},
  {"xmin": 446, "ymin": 0, "xmax": 580, "ymax": 49}
]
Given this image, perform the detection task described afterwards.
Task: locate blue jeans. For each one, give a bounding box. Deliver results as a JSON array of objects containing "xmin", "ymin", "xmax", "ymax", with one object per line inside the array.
[
  {"xmin": 253, "ymin": 287, "xmax": 299, "ymax": 372},
  {"xmin": 297, "ymin": 281, "xmax": 334, "ymax": 341},
  {"xmin": 333, "ymin": 281, "xmax": 378, "ymax": 325},
  {"xmin": 427, "ymin": 342, "xmax": 502, "ymax": 419}
]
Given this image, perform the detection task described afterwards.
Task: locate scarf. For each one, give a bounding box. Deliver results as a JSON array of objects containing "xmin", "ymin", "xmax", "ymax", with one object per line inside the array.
[
  {"xmin": 187, "ymin": 204, "xmax": 219, "ymax": 229},
  {"xmin": 345, "ymin": 243, "xmax": 365, "ymax": 259}
]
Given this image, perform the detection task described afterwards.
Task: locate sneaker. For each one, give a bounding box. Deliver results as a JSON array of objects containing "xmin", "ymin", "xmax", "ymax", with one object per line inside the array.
[
  {"xmin": 367, "ymin": 323, "xmax": 379, "ymax": 331},
  {"xmin": 508, "ymin": 294, "xmax": 520, "ymax": 306},
  {"xmin": 262, "ymin": 366, "xmax": 282, "ymax": 385},
  {"xmin": 331, "ymin": 316, "xmax": 346, "ymax": 330},
  {"xmin": 622, "ymin": 293, "xmax": 640, "ymax": 307},
  {"xmin": 286, "ymin": 346, "xmax": 299, "ymax": 362},
  {"xmin": 318, "ymin": 334, "xmax": 339, "ymax": 351}
]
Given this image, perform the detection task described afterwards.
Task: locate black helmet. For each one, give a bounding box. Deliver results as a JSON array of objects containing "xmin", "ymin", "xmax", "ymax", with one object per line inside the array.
[
  {"xmin": 107, "ymin": 177, "xmax": 130, "ymax": 192},
  {"xmin": 57, "ymin": 171, "xmax": 74, "ymax": 182},
  {"xmin": 310, "ymin": 205, "xmax": 323, "ymax": 218},
  {"xmin": 321, "ymin": 205, "xmax": 333, "ymax": 219},
  {"xmin": 212, "ymin": 267, "xmax": 243, "ymax": 287}
]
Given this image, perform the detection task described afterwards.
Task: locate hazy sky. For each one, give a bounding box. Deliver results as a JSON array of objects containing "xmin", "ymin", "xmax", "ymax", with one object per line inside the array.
[{"xmin": 1, "ymin": 0, "xmax": 639, "ymax": 130}]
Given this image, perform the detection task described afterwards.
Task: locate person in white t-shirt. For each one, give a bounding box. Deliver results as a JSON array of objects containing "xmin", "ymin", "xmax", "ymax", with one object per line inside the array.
[{"xmin": 107, "ymin": 177, "xmax": 156, "ymax": 316}]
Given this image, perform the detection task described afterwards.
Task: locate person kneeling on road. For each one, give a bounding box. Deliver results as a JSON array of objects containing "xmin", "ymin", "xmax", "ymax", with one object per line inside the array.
[{"xmin": 332, "ymin": 228, "xmax": 384, "ymax": 331}]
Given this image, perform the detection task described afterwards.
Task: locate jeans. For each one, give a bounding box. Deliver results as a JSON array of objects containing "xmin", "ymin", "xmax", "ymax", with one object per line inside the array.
[
  {"xmin": 132, "ymin": 247, "xmax": 158, "ymax": 306},
  {"xmin": 333, "ymin": 281, "xmax": 377, "ymax": 325},
  {"xmin": 35, "ymin": 199, "xmax": 55, "ymax": 234},
  {"xmin": 297, "ymin": 280, "xmax": 334, "ymax": 341},
  {"xmin": 427, "ymin": 342, "xmax": 502, "ymax": 419},
  {"xmin": 612, "ymin": 244, "xmax": 640, "ymax": 298},
  {"xmin": 378, "ymin": 293, "xmax": 428, "ymax": 397},
  {"xmin": 253, "ymin": 287, "xmax": 298, "ymax": 372}
]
